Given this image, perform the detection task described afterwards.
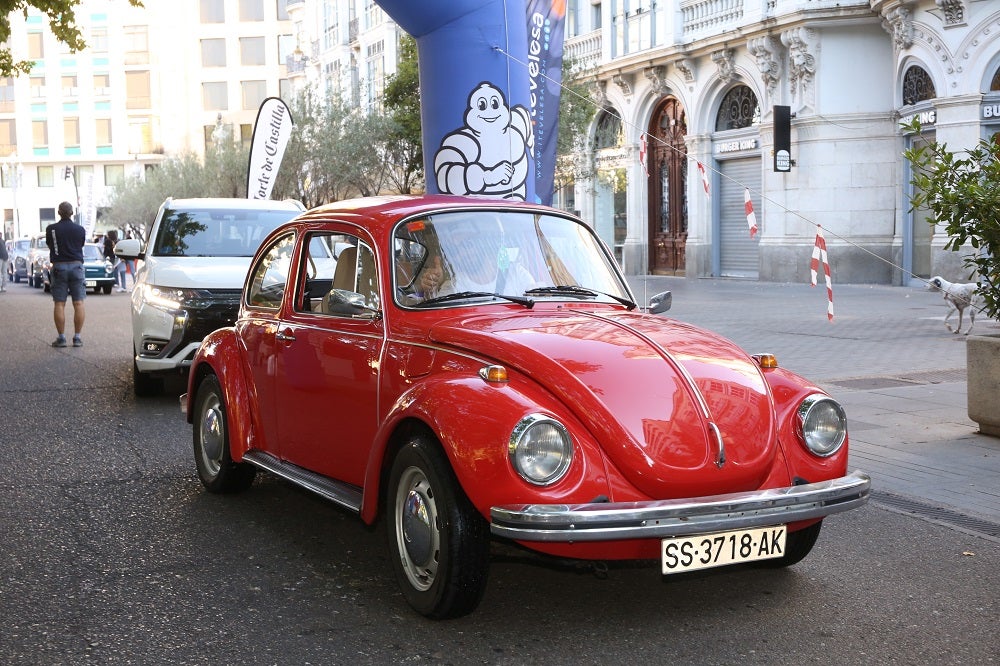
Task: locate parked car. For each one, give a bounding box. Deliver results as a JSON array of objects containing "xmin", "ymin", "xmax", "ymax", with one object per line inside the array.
[
  {"xmin": 114, "ymin": 197, "xmax": 305, "ymax": 397},
  {"xmin": 7, "ymin": 237, "xmax": 30, "ymax": 282},
  {"xmin": 26, "ymin": 233, "xmax": 48, "ymax": 288},
  {"xmin": 41, "ymin": 243, "xmax": 115, "ymax": 294},
  {"xmin": 183, "ymin": 195, "xmax": 871, "ymax": 619}
]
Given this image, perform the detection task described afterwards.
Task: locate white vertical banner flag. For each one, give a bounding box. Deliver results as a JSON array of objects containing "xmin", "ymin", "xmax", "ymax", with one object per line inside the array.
[{"xmin": 247, "ymin": 97, "xmax": 294, "ymax": 200}]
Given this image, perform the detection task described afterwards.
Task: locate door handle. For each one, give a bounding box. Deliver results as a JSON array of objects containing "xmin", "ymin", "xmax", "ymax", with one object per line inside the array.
[{"xmin": 276, "ymin": 329, "xmax": 296, "ymax": 342}]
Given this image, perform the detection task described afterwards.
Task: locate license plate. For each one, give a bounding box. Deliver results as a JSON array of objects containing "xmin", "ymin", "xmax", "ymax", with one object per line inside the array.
[
  {"xmin": 85, "ymin": 280, "xmax": 96, "ymax": 287},
  {"xmin": 662, "ymin": 525, "xmax": 786, "ymax": 574}
]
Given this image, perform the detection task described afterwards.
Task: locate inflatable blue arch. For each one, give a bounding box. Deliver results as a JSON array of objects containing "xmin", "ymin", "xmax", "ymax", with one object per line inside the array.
[{"xmin": 375, "ymin": 0, "xmax": 564, "ymax": 204}]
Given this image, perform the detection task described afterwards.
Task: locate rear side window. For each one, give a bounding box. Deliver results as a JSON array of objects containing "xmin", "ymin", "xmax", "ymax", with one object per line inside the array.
[
  {"xmin": 246, "ymin": 232, "xmax": 296, "ymax": 310},
  {"xmin": 152, "ymin": 207, "xmax": 298, "ymax": 257}
]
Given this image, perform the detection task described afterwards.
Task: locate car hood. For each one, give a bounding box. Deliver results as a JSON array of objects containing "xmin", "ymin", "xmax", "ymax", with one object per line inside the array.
[
  {"xmin": 428, "ymin": 309, "xmax": 782, "ymax": 499},
  {"xmin": 144, "ymin": 256, "xmax": 252, "ymax": 290}
]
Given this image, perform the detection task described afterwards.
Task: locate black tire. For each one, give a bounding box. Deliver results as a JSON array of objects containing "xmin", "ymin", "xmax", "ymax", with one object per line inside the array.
[
  {"xmin": 761, "ymin": 521, "xmax": 822, "ymax": 568},
  {"xmin": 192, "ymin": 374, "xmax": 256, "ymax": 493},
  {"xmin": 102, "ymin": 283, "xmax": 113, "ymax": 294},
  {"xmin": 43, "ymin": 281, "xmax": 50, "ymax": 293},
  {"xmin": 386, "ymin": 436, "xmax": 491, "ymax": 619},
  {"xmin": 132, "ymin": 355, "xmax": 164, "ymax": 397}
]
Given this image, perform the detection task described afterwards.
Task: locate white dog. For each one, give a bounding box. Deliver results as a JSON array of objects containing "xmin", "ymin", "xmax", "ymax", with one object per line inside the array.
[{"xmin": 927, "ymin": 276, "xmax": 980, "ymax": 335}]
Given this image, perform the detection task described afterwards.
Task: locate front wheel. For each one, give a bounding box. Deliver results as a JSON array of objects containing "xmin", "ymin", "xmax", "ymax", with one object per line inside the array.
[
  {"xmin": 386, "ymin": 436, "xmax": 490, "ymax": 619},
  {"xmin": 132, "ymin": 355, "xmax": 164, "ymax": 397},
  {"xmin": 193, "ymin": 374, "xmax": 256, "ymax": 493}
]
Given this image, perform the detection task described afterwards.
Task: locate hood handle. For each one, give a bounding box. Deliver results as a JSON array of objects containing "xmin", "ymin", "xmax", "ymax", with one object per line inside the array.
[{"xmin": 708, "ymin": 422, "xmax": 726, "ymax": 468}]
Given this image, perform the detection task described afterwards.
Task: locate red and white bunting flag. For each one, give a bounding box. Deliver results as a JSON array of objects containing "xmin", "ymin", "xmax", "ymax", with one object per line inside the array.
[
  {"xmin": 744, "ymin": 188, "xmax": 758, "ymax": 238},
  {"xmin": 810, "ymin": 227, "xmax": 834, "ymax": 321},
  {"xmin": 639, "ymin": 133, "xmax": 649, "ymax": 177},
  {"xmin": 697, "ymin": 161, "xmax": 710, "ymax": 199}
]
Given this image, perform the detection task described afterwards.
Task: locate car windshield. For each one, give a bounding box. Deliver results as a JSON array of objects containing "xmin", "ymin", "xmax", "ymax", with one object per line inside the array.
[
  {"xmin": 82, "ymin": 245, "xmax": 102, "ymax": 261},
  {"xmin": 151, "ymin": 207, "xmax": 299, "ymax": 257},
  {"xmin": 393, "ymin": 210, "xmax": 630, "ymax": 306}
]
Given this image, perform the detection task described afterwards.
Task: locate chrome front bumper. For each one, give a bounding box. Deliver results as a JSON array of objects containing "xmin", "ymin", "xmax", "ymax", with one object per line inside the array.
[{"xmin": 490, "ymin": 470, "xmax": 871, "ymax": 542}]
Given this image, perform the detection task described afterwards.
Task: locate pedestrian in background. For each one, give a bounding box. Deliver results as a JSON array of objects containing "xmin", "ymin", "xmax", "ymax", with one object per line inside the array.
[
  {"xmin": 0, "ymin": 233, "xmax": 8, "ymax": 292},
  {"xmin": 117, "ymin": 229, "xmax": 136, "ymax": 292},
  {"xmin": 46, "ymin": 201, "xmax": 87, "ymax": 348}
]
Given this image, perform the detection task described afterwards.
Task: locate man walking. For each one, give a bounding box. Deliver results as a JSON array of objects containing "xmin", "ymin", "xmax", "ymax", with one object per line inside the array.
[{"xmin": 46, "ymin": 201, "xmax": 86, "ymax": 347}]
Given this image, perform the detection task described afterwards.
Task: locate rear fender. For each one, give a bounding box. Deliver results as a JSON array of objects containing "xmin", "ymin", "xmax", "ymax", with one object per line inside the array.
[{"xmin": 187, "ymin": 329, "xmax": 259, "ymax": 461}]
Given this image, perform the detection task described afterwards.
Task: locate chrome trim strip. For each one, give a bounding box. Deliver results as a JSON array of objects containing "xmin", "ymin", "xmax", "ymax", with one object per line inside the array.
[
  {"xmin": 490, "ymin": 470, "xmax": 871, "ymax": 542},
  {"xmin": 242, "ymin": 450, "xmax": 363, "ymax": 513}
]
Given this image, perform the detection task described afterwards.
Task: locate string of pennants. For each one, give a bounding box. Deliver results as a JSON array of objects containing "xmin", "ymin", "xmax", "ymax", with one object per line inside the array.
[{"xmin": 640, "ymin": 132, "xmax": 835, "ymax": 321}]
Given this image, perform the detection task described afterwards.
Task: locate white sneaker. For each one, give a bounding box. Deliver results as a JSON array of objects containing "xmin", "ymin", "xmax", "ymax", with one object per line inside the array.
[{"xmin": 116, "ymin": 287, "xmax": 126, "ymax": 292}]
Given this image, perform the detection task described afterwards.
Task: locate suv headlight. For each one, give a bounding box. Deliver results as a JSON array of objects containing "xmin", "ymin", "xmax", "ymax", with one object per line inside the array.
[
  {"xmin": 140, "ymin": 284, "xmax": 208, "ymax": 312},
  {"xmin": 509, "ymin": 414, "xmax": 573, "ymax": 485},
  {"xmin": 796, "ymin": 395, "xmax": 847, "ymax": 457}
]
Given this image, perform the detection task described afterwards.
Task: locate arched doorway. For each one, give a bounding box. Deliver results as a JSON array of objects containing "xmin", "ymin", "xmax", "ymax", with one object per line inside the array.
[
  {"xmin": 902, "ymin": 64, "xmax": 937, "ymax": 283},
  {"xmin": 647, "ymin": 98, "xmax": 687, "ymax": 275}
]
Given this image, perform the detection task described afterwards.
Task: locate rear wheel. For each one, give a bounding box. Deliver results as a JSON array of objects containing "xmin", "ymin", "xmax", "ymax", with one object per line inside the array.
[
  {"xmin": 102, "ymin": 283, "xmax": 113, "ymax": 294},
  {"xmin": 193, "ymin": 374, "xmax": 256, "ymax": 493},
  {"xmin": 386, "ymin": 436, "xmax": 490, "ymax": 619},
  {"xmin": 132, "ymin": 354, "xmax": 164, "ymax": 397}
]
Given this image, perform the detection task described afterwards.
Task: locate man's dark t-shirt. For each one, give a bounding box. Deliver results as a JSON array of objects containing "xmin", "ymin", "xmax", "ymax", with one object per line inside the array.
[{"xmin": 47, "ymin": 218, "xmax": 86, "ymax": 263}]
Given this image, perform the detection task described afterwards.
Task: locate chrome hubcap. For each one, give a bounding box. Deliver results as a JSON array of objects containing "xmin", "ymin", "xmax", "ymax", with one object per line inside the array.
[
  {"xmin": 395, "ymin": 467, "xmax": 439, "ymax": 591},
  {"xmin": 199, "ymin": 395, "xmax": 224, "ymax": 476}
]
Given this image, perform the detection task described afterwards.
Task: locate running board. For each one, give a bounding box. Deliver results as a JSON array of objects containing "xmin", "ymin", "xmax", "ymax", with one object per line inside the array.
[{"xmin": 241, "ymin": 450, "xmax": 363, "ymax": 514}]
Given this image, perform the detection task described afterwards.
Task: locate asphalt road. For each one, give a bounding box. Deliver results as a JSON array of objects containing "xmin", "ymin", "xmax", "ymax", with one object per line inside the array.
[{"xmin": 1, "ymin": 282, "xmax": 997, "ymax": 665}]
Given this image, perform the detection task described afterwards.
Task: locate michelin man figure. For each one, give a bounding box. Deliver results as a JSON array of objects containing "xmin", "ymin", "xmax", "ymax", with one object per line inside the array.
[{"xmin": 434, "ymin": 82, "xmax": 534, "ymax": 200}]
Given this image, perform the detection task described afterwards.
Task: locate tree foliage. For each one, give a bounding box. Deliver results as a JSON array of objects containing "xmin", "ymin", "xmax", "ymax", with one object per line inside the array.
[
  {"xmin": 382, "ymin": 34, "xmax": 423, "ymax": 194},
  {"xmin": 0, "ymin": 0, "xmax": 143, "ymax": 76},
  {"xmin": 903, "ymin": 118, "xmax": 1000, "ymax": 319}
]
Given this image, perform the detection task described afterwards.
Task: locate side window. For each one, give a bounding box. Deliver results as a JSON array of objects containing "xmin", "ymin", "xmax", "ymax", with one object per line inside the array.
[
  {"xmin": 300, "ymin": 231, "xmax": 380, "ymax": 316},
  {"xmin": 246, "ymin": 232, "xmax": 295, "ymax": 309}
]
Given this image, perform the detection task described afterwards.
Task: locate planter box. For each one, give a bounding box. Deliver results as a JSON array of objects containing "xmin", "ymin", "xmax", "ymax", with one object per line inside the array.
[{"xmin": 967, "ymin": 333, "xmax": 1000, "ymax": 437}]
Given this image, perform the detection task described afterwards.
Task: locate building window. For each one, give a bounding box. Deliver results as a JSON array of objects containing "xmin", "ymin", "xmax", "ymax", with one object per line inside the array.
[
  {"xmin": 62, "ymin": 75, "xmax": 78, "ymax": 98},
  {"xmin": 240, "ymin": 37, "xmax": 266, "ymax": 65},
  {"xmin": 38, "ymin": 165, "xmax": 54, "ymax": 187},
  {"xmin": 364, "ymin": 0, "xmax": 382, "ymax": 30},
  {"xmin": 93, "ymin": 73, "xmax": 111, "ymax": 97},
  {"xmin": 64, "ymin": 118, "xmax": 80, "ymax": 148},
  {"xmin": 241, "ymin": 80, "xmax": 267, "ymax": 110},
  {"xmin": 278, "ymin": 34, "xmax": 294, "ymax": 64},
  {"xmin": 323, "ymin": 1, "xmax": 337, "ymax": 50},
  {"xmin": 129, "ymin": 118, "xmax": 153, "ymax": 154},
  {"xmin": 240, "ymin": 0, "xmax": 264, "ymax": 21},
  {"xmin": 96, "ymin": 118, "xmax": 112, "ymax": 146},
  {"xmin": 28, "ymin": 32, "xmax": 44, "ymax": 60},
  {"xmin": 30, "ymin": 76, "xmax": 45, "ymax": 99},
  {"xmin": 201, "ymin": 0, "xmax": 225, "ymax": 22},
  {"xmin": 715, "ymin": 85, "xmax": 760, "ymax": 131},
  {"xmin": 201, "ymin": 38, "xmax": 226, "ymax": 67},
  {"xmin": 277, "ymin": 0, "xmax": 289, "ymax": 21},
  {"xmin": 902, "ymin": 65, "xmax": 936, "ymax": 106},
  {"xmin": 240, "ymin": 123, "xmax": 253, "ymax": 150},
  {"xmin": 105, "ymin": 164, "xmax": 125, "ymax": 187},
  {"xmin": 991, "ymin": 67, "xmax": 1000, "ymax": 91},
  {"xmin": 90, "ymin": 27, "xmax": 109, "ymax": 52},
  {"xmin": 365, "ymin": 41, "xmax": 384, "ymax": 110},
  {"xmin": 0, "ymin": 119, "xmax": 15, "ymax": 155},
  {"xmin": 0, "ymin": 77, "xmax": 13, "ymax": 112},
  {"xmin": 203, "ymin": 82, "xmax": 229, "ymax": 110},
  {"xmin": 593, "ymin": 109, "xmax": 623, "ymax": 149},
  {"xmin": 33, "ymin": 120, "xmax": 48, "ymax": 150},
  {"xmin": 39, "ymin": 207, "xmax": 56, "ymax": 222},
  {"xmin": 124, "ymin": 25, "xmax": 149, "ymax": 65},
  {"xmin": 126, "ymin": 71, "xmax": 151, "ymax": 109}
]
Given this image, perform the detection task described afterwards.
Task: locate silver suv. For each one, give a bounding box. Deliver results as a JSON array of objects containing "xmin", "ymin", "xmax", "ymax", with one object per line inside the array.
[{"xmin": 115, "ymin": 197, "xmax": 304, "ymax": 396}]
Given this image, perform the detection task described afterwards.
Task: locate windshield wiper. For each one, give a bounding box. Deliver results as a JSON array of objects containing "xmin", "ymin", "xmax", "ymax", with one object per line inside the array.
[
  {"xmin": 414, "ymin": 291, "xmax": 534, "ymax": 308},
  {"xmin": 525, "ymin": 285, "xmax": 637, "ymax": 310}
]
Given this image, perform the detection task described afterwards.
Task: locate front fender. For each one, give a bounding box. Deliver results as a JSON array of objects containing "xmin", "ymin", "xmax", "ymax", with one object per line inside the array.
[
  {"xmin": 360, "ymin": 371, "xmax": 612, "ymax": 525},
  {"xmin": 187, "ymin": 328, "xmax": 260, "ymax": 461}
]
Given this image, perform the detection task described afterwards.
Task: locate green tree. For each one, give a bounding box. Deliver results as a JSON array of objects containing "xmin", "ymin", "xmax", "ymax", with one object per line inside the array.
[
  {"xmin": 1, "ymin": 0, "xmax": 143, "ymax": 76},
  {"xmin": 554, "ymin": 56, "xmax": 598, "ymax": 193},
  {"xmin": 382, "ymin": 34, "xmax": 423, "ymax": 193},
  {"xmin": 904, "ymin": 118, "xmax": 1000, "ymax": 319}
]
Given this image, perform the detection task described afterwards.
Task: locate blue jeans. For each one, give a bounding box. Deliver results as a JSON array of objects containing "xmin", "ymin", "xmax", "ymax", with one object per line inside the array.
[{"xmin": 50, "ymin": 262, "xmax": 86, "ymax": 302}]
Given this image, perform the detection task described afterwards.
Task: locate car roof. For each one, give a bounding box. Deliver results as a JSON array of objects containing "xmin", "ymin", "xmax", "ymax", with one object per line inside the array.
[
  {"xmin": 293, "ymin": 194, "xmax": 570, "ymax": 238},
  {"xmin": 163, "ymin": 197, "xmax": 305, "ymax": 211}
]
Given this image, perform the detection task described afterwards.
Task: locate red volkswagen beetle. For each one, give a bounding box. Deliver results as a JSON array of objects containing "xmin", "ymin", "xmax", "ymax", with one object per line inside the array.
[{"xmin": 183, "ymin": 195, "xmax": 870, "ymax": 619}]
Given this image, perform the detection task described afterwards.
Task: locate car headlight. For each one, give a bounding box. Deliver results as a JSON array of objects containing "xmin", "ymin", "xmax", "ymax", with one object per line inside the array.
[
  {"xmin": 796, "ymin": 394, "xmax": 847, "ymax": 457},
  {"xmin": 509, "ymin": 414, "xmax": 573, "ymax": 485},
  {"xmin": 141, "ymin": 284, "xmax": 206, "ymax": 312}
]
